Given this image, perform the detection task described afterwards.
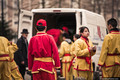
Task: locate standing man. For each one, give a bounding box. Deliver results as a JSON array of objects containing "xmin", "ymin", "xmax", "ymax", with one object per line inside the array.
[
  {"xmin": 0, "ymin": 36, "xmax": 12, "ymax": 80},
  {"xmin": 98, "ymin": 18, "xmax": 120, "ymax": 78},
  {"xmin": 14, "ymin": 29, "xmax": 29, "ymax": 79},
  {"xmin": 28, "ymin": 19, "xmax": 60, "ymax": 80}
]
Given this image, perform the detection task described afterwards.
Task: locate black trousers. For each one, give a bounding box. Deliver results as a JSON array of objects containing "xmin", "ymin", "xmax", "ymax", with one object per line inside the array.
[{"xmin": 19, "ymin": 64, "xmax": 26, "ymax": 79}]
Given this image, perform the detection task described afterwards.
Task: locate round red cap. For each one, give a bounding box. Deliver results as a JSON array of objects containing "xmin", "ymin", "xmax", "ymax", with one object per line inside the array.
[
  {"xmin": 36, "ymin": 19, "xmax": 47, "ymax": 27},
  {"xmin": 62, "ymin": 26, "xmax": 68, "ymax": 33}
]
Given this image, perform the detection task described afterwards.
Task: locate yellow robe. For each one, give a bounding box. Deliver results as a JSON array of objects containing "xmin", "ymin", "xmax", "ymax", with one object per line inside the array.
[
  {"xmin": 8, "ymin": 42, "xmax": 23, "ymax": 80},
  {"xmin": 98, "ymin": 31, "xmax": 120, "ymax": 78},
  {"xmin": 59, "ymin": 41, "xmax": 73, "ymax": 80},
  {"xmin": 0, "ymin": 36, "xmax": 12, "ymax": 80},
  {"xmin": 74, "ymin": 37, "xmax": 96, "ymax": 80},
  {"xmin": 71, "ymin": 42, "xmax": 77, "ymax": 77}
]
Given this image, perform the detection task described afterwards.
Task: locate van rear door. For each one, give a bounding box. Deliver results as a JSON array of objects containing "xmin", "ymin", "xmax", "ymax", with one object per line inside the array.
[
  {"xmin": 18, "ymin": 10, "xmax": 33, "ymax": 42},
  {"xmin": 75, "ymin": 11, "xmax": 81, "ymax": 34}
]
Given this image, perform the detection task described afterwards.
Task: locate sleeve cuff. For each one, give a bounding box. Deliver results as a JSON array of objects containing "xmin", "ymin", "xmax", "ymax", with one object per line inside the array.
[
  {"xmin": 98, "ymin": 64, "xmax": 104, "ymax": 67},
  {"xmin": 55, "ymin": 66, "xmax": 61, "ymax": 69},
  {"xmin": 28, "ymin": 70, "xmax": 32, "ymax": 71}
]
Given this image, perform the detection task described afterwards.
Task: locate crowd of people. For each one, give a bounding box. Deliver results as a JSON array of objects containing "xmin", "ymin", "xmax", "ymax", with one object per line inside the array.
[{"xmin": 0, "ymin": 18, "xmax": 120, "ymax": 80}]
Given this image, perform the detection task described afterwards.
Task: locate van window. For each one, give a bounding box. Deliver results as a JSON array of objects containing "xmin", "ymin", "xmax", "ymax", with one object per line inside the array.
[{"xmin": 32, "ymin": 13, "xmax": 76, "ymax": 40}]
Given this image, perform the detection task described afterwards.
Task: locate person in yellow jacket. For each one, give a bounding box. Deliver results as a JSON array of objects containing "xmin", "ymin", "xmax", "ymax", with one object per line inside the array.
[
  {"xmin": 0, "ymin": 36, "xmax": 12, "ymax": 80},
  {"xmin": 98, "ymin": 18, "xmax": 120, "ymax": 78},
  {"xmin": 71, "ymin": 34, "xmax": 80, "ymax": 77},
  {"xmin": 9, "ymin": 42, "xmax": 23, "ymax": 80},
  {"xmin": 74, "ymin": 27, "xmax": 96, "ymax": 80},
  {"xmin": 59, "ymin": 33, "xmax": 73, "ymax": 80}
]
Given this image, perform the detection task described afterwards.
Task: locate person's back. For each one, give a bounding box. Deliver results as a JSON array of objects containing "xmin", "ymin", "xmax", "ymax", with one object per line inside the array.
[
  {"xmin": 29, "ymin": 33, "xmax": 60, "ymax": 71},
  {"xmin": 0, "ymin": 36, "xmax": 12, "ymax": 80},
  {"xmin": 59, "ymin": 41, "xmax": 73, "ymax": 62},
  {"xmin": 47, "ymin": 29, "xmax": 61, "ymax": 46},
  {"xmin": 107, "ymin": 31, "xmax": 120, "ymax": 54},
  {"xmin": 28, "ymin": 19, "xmax": 60, "ymax": 80},
  {"xmin": 98, "ymin": 18, "xmax": 120, "ymax": 78},
  {"xmin": 59, "ymin": 33, "xmax": 73, "ymax": 80}
]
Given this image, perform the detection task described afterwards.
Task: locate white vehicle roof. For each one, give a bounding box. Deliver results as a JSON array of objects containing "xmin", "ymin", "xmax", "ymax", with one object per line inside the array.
[{"xmin": 32, "ymin": 8, "xmax": 98, "ymax": 15}]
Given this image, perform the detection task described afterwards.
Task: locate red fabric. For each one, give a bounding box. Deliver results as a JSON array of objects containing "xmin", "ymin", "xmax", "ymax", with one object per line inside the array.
[
  {"xmin": 110, "ymin": 30, "xmax": 119, "ymax": 33},
  {"xmin": 62, "ymin": 26, "xmax": 68, "ymax": 33},
  {"xmin": 68, "ymin": 58, "xmax": 74, "ymax": 72},
  {"xmin": 33, "ymin": 71, "xmax": 55, "ymax": 80},
  {"xmin": 77, "ymin": 56, "xmax": 90, "ymax": 64},
  {"xmin": 0, "ymin": 54, "xmax": 9, "ymax": 57},
  {"xmin": 74, "ymin": 68, "xmax": 93, "ymax": 72},
  {"xmin": 47, "ymin": 29, "xmax": 61, "ymax": 45},
  {"xmin": 28, "ymin": 32, "xmax": 60, "ymax": 72},
  {"xmin": 80, "ymin": 36, "xmax": 91, "ymax": 70},
  {"xmin": 64, "ymin": 54, "xmax": 71, "ymax": 56},
  {"xmin": 107, "ymin": 53, "xmax": 120, "ymax": 56},
  {"xmin": 36, "ymin": 19, "xmax": 47, "ymax": 26}
]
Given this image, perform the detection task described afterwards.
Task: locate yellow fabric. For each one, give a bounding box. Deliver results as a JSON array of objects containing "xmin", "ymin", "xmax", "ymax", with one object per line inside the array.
[
  {"xmin": 10, "ymin": 61, "xmax": 18, "ymax": 71},
  {"xmin": 34, "ymin": 57, "xmax": 53, "ymax": 62},
  {"xmin": 62, "ymin": 63, "xmax": 73, "ymax": 80},
  {"xmin": 98, "ymin": 32, "xmax": 120, "ymax": 66},
  {"xmin": 11, "ymin": 61, "xmax": 23, "ymax": 80},
  {"xmin": 8, "ymin": 42, "xmax": 23, "ymax": 80},
  {"xmin": 0, "ymin": 61, "xmax": 12, "ymax": 80},
  {"xmin": 71, "ymin": 42, "xmax": 77, "ymax": 77},
  {"xmin": 74, "ymin": 38, "xmax": 95, "ymax": 71},
  {"xmin": 102, "ymin": 65, "xmax": 120, "ymax": 78},
  {"xmin": 71, "ymin": 43, "xmax": 76, "ymax": 57},
  {"xmin": 59, "ymin": 41, "xmax": 73, "ymax": 62},
  {"xmin": 8, "ymin": 42, "xmax": 18, "ymax": 61},
  {"xmin": 74, "ymin": 70, "xmax": 93, "ymax": 80},
  {"xmin": 0, "ymin": 37, "xmax": 12, "ymax": 80},
  {"xmin": 59, "ymin": 41, "xmax": 73, "ymax": 80},
  {"xmin": 35, "ymin": 68, "xmax": 56, "ymax": 74},
  {"xmin": 0, "ymin": 36, "xmax": 10, "ymax": 61},
  {"xmin": 72, "ymin": 62, "xmax": 76, "ymax": 77}
]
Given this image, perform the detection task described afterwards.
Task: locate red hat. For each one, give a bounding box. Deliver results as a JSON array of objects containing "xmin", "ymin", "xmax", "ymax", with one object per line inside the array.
[
  {"xmin": 62, "ymin": 26, "xmax": 68, "ymax": 33},
  {"xmin": 36, "ymin": 19, "xmax": 47, "ymax": 27}
]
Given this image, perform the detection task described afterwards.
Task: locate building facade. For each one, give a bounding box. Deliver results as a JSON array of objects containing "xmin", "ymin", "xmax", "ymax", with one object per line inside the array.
[{"xmin": 0, "ymin": 0, "xmax": 120, "ymax": 35}]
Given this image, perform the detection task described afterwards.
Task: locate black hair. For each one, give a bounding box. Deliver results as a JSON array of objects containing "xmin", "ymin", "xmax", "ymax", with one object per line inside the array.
[
  {"xmin": 58, "ymin": 27, "xmax": 63, "ymax": 31},
  {"xmin": 36, "ymin": 26, "xmax": 45, "ymax": 31},
  {"xmin": 74, "ymin": 34, "xmax": 80, "ymax": 39},
  {"xmin": 80, "ymin": 26, "xmax": 89, "ymax": 33},
  {"xmin": 107, "ymin": 18, "xmax": 117, "ymax": 28},
  {"xmin": 62, "ymin": 33, "xmax": 69, "ymax": 38}
]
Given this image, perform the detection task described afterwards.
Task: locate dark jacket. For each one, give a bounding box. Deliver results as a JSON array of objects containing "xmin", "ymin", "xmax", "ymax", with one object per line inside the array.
[{"xmin": 14, "ymin": 36, "xmax": 28, "ymax": 67}]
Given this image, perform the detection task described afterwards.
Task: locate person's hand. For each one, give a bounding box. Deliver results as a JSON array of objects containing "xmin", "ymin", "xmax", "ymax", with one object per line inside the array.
[
  {"xmin": 92, "ymin": 46, "xmax": 96, "ymax": 52},
  {"xmin": 21, "ymin": 61, "xmax": 25, "ymax": 65},
  {"xmin": 89, "ymin": 46, "xmax": 96, "ymax": 52},
  {"xmin": 99, "ymin": 66, "xmax": 102, "ymax": 71},
  {"xmin": 9, "ymin": 41, "xmax": 12, "ymax": 45},
  {"xmin": 89, "ymin": 47, "xmax": 93, "ymax": 51}
]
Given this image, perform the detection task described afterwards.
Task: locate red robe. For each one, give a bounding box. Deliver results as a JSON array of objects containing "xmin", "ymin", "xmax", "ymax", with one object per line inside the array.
[
  {"xmin": 47, "ymin": 29, "xmax": 61, "ymax": 45},
  {"xmin": 28, "ymin": 32, "xmax": 60, "ymax": 74}
]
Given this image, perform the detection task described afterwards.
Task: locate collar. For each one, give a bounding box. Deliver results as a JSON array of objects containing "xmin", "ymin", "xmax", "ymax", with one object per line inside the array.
[
  {"xmin": 81, "ymin": 36, "xmax": 89, "ymax": 41},
  {"xmin": 109, "ymin": 28, "xmax": 120, "ymax": 34},
  {"xmin": 36, "ymin": 32, "xmax": 46, "ymax": 35},
  {"xmin": 65, "ymin": 39, "xmax": 72, "ymax": 44},
  {"xmin": 21, "ymin": 36, "xmax": 26, "ymax": 39}
]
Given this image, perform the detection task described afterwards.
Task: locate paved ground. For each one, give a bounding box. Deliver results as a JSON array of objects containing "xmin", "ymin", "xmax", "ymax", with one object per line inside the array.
[{"xmin": 24, "ymin": 72, "xmax": 31, "ymax": 80}]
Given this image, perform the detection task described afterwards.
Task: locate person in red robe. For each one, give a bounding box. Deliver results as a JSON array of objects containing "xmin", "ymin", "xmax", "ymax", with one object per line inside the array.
[
  {"xmin": 47, "ymin": 26, "xmax": 68, "ymax": 46},
  {"xmin": 28, "ymin": 19, "xmax": 61, "ymax": 80}
]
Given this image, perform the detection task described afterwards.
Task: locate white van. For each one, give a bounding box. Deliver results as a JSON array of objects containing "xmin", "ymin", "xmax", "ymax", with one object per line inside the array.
[{"xmin": 18, "ymin": 8, "xmax": 107, "ymax": 71}]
